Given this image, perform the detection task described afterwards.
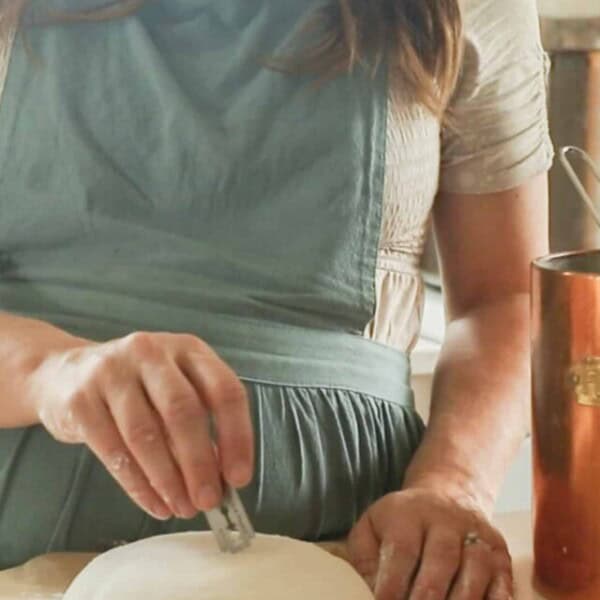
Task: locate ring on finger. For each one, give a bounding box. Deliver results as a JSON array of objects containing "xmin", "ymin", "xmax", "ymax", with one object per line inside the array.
[{"xmin": 464, "ymin": 531, "xmax": 480, "ymax": 547}]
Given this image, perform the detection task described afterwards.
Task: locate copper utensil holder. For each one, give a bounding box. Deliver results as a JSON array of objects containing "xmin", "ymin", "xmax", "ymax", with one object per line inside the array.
[{"xmin": 532, "ymin": 147, "xmax": 600, "ymax": 599}]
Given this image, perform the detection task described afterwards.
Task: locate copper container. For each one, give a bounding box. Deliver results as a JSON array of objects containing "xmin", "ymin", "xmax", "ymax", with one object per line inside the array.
[{"xmin": 532, "ymin": 250, "xmax": 600, "ymax": 598}]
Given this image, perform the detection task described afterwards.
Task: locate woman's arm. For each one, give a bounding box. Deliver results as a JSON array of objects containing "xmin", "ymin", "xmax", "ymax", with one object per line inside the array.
[
  {"xmin": 403, "ymin": 173, "xmax": 549, "ymax": 514},
  {"xmin": 0, "ymin": 312, "xmax": 87, "ymax": 427},
  {"xmin": 348, "ymin": 175, "xmax": 548, "ymax": 600},
  {"xmin": 0, "ymin": 312, "xmax": 254, "ymax": 518}
]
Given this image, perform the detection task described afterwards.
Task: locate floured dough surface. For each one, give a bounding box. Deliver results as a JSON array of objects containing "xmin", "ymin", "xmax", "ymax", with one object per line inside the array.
[{"xmin": 64, "ymin": 532, "xmax": 374, "ymax": 599}]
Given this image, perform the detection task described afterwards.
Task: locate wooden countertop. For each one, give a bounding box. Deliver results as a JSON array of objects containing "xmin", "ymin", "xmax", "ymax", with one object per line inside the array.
[
  {"xmin": 493, "ymin": 512, "xmax": 543, "ymax": 599},
  {"xmin": 0, "ymin": 512, "xmax": 543, "ymax": 599}
]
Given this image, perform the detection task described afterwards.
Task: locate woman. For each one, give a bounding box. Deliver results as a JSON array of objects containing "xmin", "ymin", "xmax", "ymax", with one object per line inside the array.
[{"xmin": 0, "ymin": 0, "xmax": 551, "ymax": 598}]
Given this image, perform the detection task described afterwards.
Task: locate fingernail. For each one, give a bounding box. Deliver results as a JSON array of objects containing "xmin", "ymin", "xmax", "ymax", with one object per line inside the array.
[
  {"xmin": 228, "ymin": 463, "xmax": 251, "ymax": 488},
  {"xmin": 196, "ymin": 485, "xmax": 220, "ymax": 511},
  {"xmin": 150, "ymin": 504, "xmax": 172, "ymax": 521},
  {"xmin": 175, "ymin": 498, "xmax": 197, "ymax": 520}
]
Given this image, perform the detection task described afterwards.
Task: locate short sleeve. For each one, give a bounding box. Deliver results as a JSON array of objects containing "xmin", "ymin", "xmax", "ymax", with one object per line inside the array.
[{"xmin": 439, "ymin": 0, "xmax": 554, "ymax": 195}]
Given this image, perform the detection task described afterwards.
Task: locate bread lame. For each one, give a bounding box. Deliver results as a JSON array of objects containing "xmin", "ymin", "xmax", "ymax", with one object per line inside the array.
[{"xmin": 205, "ymin": 485, "xmax": 255, "ymax": 553}]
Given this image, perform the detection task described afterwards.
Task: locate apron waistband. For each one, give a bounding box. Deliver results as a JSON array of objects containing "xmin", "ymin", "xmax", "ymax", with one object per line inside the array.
[
  {"xmin": 24, "ymin": 311, "xmax": 414, "ymax": 407},
  {"xmin": 198, "ymin": 314, "xmax": 414, "ymax": 407}
]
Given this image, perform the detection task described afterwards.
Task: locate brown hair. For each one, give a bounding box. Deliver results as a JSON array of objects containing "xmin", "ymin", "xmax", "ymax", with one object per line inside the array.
[{"xmin": 1, "ymin": 0, "xmax": 462, "ymax": 118}]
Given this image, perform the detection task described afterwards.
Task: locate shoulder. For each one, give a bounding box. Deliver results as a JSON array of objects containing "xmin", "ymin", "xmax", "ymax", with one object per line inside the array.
[
  {"xmin": 454, "ymin": 0, "xmax": 545, "ymax": 99},
  {"xmin": 458, "ymin": 0, "xmax": 542, "ymax": 52},
  {"xmin": 459, "ymin": 0, "xmax": 540, "ymax": 32},
  {"xmin": 439, "ymin": 0, "xmax": 553, "ymax": 195}
]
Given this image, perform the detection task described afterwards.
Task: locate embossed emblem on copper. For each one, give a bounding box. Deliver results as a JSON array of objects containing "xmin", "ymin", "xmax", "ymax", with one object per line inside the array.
[{"xmin": 568, "ymin": 356, "xmax": 600, "ymax": 406}]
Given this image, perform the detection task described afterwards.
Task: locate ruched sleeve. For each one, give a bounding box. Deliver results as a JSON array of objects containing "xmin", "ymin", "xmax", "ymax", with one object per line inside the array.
[{"xmin": 439, "ymin": 0, "xmax": 554, "ymax": 194}]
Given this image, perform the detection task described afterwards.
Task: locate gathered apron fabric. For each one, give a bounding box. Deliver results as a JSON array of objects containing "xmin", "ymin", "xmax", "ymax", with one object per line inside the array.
[{"xmin": 0, "ymin": 0, "xmax": 424, "ymax": 569}]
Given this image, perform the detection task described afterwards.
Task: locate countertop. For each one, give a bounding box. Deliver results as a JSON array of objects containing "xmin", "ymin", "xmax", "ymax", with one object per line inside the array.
[
  {"xmin": 494, "ymin": 512, "xmax": 543, "ymax": 599},
  {"xmin": 0, "ymin": 511, "xmax": 544, "ymax": 599}
]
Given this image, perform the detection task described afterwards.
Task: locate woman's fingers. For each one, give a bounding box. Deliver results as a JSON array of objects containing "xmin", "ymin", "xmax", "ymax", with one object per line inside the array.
[
  {"xmin": 77, "ymin": 390, "xmax": 172, "ymax": 521},
  {"xmin": 179, "ymin": 344, "xmax": 254, "ymax": 489},
  {"xmin": 409, "ymin": 527, "xmax": 462, "ymax": 600},
  {"xmin": 486, "ymin": 575, "xmax": 514, "ymax": 600},
  {"xmin": 348, "ymin": 492, "xmax": 513, "ymax": 600},
  {"xmin": 347, "ymin": 512, "xmax": 382, "ymax": 590},
  {"xmin": 37, "ymin": 331, "xmax": 255, "ymax": 520},
  {"xmin": 141, "ymin": 360, "xmax": 223, "ymax": 513},
  {"xmin": 348, "ymin": 507, "xmax": 424, "ymax": 599},
  {"xmin": 447, "ymin": 539, "xmax": 495, "ymax": 600},
  {"xmin": 106, "ymin": 380, "xmax": 197, "ymax": 519},
  {"xmin": 374, "ymin": 537, "xmax": 423, "ymax": 599},
  {"xmin": 486, "ymin": 545, "xmax": 514, "ymax": 600}
]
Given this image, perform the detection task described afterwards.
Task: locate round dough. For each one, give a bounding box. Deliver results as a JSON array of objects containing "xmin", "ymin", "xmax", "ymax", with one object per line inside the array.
[{"xmin": 63, "ymin": 532, "xmax": 374, "ymax": 599}]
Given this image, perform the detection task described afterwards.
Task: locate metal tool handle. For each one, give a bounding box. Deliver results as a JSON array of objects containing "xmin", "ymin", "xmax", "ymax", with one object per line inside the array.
[{"xmin": 559, "ymin": 146, "xmax": 600, "ymax": 230}]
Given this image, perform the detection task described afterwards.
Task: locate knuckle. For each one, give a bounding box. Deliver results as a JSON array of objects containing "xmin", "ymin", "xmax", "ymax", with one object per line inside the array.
[
  {"xmin": 105, "ymin": 449, "xmax": 133, "ymax": 476},
  {"xmin": 124, "ymin": 421, "xmax": 161, "ymax": 447},
  {"xmin": 186, "ymin": 456, "xmax": 218, "ymax": 478},
  {"xmin": 179, "ymin": 333, "xmax": 206, "ymax": 349},
  {"xmin": 124, "ymin": 331, "xmax": 158, "ymax": 357},
  {"xmin": 64, "ymin": 391, "xmax": 90, "ymax": 418},
  {"xmin": 151, "ymin": 472, "xmax": 181, "ymax": 496},
  {"xmin": 385, "ymin": 538, "xmax": 421, "ymax": 565},
  {"xmin": 208, "ymin": 373, "xmax": 246, "ymax": 408},
  {"xmin": 462, "ymin": 583, "xmax": 487, "ymax": 600},
  {"xmin": 413, "ymin": 582, "xmax": 446, "ymax": 600},
  {"xmin": 89, "ymin": 354, "xmax": 119, "ymax": 381},
  {"xmin": 162, "ymin": 394, "xmax": 200, "ymax": 423}
]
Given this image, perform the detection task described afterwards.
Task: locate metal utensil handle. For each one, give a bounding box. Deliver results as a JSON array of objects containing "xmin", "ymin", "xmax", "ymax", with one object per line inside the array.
[{"xmin": 559, "ymin": 146, "xmax": 600, "ymax": 230}]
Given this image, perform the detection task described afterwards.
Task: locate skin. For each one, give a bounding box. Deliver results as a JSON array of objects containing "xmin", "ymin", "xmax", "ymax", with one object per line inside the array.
[
  {"xmin": 1, "ymin": 325, "xmax": 254, "ymax": 520},
  {"xmin": 0, "ymin": 173, "xmax": 547, "ymax": 597},
  {"xmin": 348, "ymin": 174, "xmax": 549, "ymax": 599}
]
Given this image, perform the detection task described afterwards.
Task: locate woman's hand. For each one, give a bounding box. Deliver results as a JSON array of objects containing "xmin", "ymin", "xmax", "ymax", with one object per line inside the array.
[
  {"xmin": 348, "ymin": 488, "xmax": 513, "ymax": 600},
  {"xmin": 26, "ymin": 331, "xmax": 254, "ymax": 521}
]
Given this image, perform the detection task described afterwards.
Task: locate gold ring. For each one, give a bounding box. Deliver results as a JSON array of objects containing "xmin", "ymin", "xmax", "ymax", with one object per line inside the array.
[{"xmin": 464, "ymin": 531, "xmax": 480, "ymax": 546}]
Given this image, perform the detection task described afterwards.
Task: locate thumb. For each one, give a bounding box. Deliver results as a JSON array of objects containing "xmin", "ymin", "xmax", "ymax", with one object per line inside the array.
[{"xmin": 348, "ymin": 512, "xmax": 380, "ymax": 590}]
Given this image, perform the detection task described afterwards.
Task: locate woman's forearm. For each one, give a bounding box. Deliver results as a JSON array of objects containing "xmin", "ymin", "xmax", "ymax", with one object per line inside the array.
[
  {"xmin": 403, "ymin": 292, "xmax": 530, "ymax": 515},
  {"xmin": 0, "ymin": 312, "xmax": 88, "ymax": 428}
]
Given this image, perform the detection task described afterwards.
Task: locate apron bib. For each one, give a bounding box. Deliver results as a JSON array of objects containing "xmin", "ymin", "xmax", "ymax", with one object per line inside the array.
[{"xmin": 0, "ymin": 0, "xmax": 423, "ymax": 567}]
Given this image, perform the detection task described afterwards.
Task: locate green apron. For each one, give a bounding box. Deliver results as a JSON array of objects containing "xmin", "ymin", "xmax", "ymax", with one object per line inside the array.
[{"xmin": 0, "ymin": 0, "xmax": 424, "ymax": 569}]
